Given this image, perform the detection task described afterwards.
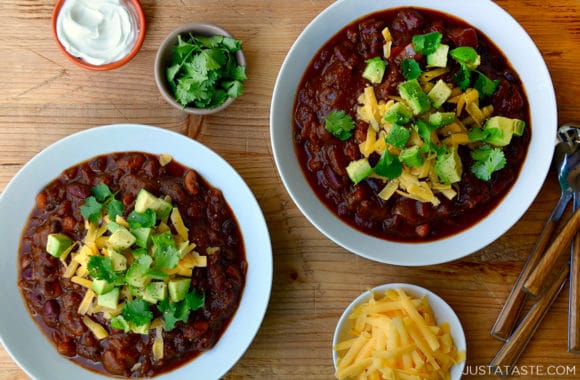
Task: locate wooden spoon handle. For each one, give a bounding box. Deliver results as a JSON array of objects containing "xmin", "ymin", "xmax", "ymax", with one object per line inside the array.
[
  {"xmin": 569, "ymin": 231, "xmax": 580, "ymax": 353},
  {"xmin": 491, "ymin": 266, "xmax": 569, "ymax": 374},
  {"xmin": 490, "ymin": 219, "xmax": 558, "ymax": 341},
  {"xmin": 524, "ymin": 209, "xmax": 580, "ymax": 297}
]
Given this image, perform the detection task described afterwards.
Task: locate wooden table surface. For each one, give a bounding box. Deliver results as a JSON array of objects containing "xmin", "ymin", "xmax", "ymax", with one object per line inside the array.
[{"xmin": 1, "ymin": 0, "xmax": 579, "ymax": 379}]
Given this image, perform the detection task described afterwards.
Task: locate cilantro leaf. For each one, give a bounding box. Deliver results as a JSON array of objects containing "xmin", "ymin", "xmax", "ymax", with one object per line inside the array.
[
  {"xmin": 151, "ymin": 231, "xmax": 181, "ymax": 270},
  {"xmin": 92, "ymin": 183, "xmax": 113, "ymax": 202},
  {"xmin": 128, "ymin": 209, "xmax": 156, "ymax": 229},
  {"xmin": 473, "ymin": 71, "xmax": 499, "ymax": 99},
  {"xmin": 185, "ymin": 289, "xmax": 205, "ymax": 311},
  {"xmin": 166, "ymin": 34, "xmax": 247, "ymax": 108},
  {"xmin": 122, "ymin": 299, "xmax": 153, "ymax": 327},
  {"xmin": 412, "ymin": 32, "xmax": 442, "ymax": 55},
  {"xmin": 157, "ymin": 299, "xmax": 180, "ymax": 330},
  {"xmin": 88, "ymin": 256, "xmax": 121, "ymax": 283},
  {"xmin": 450, "ymin": 46, "xmax": 480, "ymax": 69},
  {"xmin": 107, "ymin": 199, "xmax": 124, "ymax": 221},
  {"xmin": 374, "ymin": 150, "xmax": 402, "ymax": 179},
  {"xmin": 470, "ymin": 145, "xmax": 506, "ymax": 181},
  {"xmin": 80, "ymin": 196, "xmax": 103, "ymax": 223},
  {"xmin": 324, "ymin": 110, "xmax": 355, "ymax": 141},
  {"xmin": 401, "ymin": 58, "xmax": 422, "ymax": 80},
  {"xmin": 453, "ymin": 64, "xmax": 471, "ymax": 90}
]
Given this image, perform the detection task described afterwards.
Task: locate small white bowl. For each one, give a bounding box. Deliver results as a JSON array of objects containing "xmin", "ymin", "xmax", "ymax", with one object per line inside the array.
[{"xmin": 332, "ymin": 283, "xmax": 466, "ymax": 379}]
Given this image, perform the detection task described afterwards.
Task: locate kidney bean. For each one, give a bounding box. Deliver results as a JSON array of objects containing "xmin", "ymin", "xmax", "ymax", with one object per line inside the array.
[{"xmin": 42, "ymin": 299, "xmax": 60, "ymax": 328}]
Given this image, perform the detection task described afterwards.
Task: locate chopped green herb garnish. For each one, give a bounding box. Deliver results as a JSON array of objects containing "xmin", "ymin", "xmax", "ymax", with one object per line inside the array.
[
  {"xmin": 412, "ymin": 32, "xmax": 442, "ymax": 55},
  {"xmin": 453, "ymin": 64, "xmax": 471, "ymax": 90},
  {"xmin": 110, "ymin": 315, "xmax": 130, "ymax": 333},
  {"xmin": 88, "ymin": 256, "xmax": 122, "ymax": 284},
  {"xmin": 470, "ymin": 145, "xmax": 506, "ymax": 181},
  {"xmin": 80, "ymin": 196, "xmax": 103, "ymax": 223},
  {"xmin": 374, "ymin": 150, "xmax": 403, "ymax": 179},
  {"xmin": 166, "ymin": 34, "xmax": 247, "ymax": 108},
  {"xmin": 401, "ymin": 58, "xmax": 422, "ymax": 80},
  {"xmin": 122, "ymin": 299, "xmax": 153, "ymax": 327},
  {"xmin": 450, "ymin": 46, "xmax": 480, "ymax": 70},
  {"xmin": 92, "ymin": 183, "xmax": 113, "ymax": 202},
  {"xmin": 473, "ymin": 71, "xmax": 499, "ymax": 99},
  {"xmin": 324, "ymin": 110, "xmax": 356, "ymax": 141},
  {"xmin": 128, "ymin": 209, "xmax": 157, "ymax": 229}
]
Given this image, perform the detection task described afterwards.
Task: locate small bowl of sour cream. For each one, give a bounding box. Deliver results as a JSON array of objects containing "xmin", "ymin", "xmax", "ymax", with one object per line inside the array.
[{"xmin": 52, "ymin": 0, "xmax": 146, "ymax": 71}]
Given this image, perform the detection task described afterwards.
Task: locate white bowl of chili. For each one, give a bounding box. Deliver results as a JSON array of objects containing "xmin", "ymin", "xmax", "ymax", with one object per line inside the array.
[
  {"xmin": 270, "ymin": 0, "xmax": 556, "ymax": 266},
  {"xmin": 0, "ymin": 124, "xmax": 272, "ymax": 379}
]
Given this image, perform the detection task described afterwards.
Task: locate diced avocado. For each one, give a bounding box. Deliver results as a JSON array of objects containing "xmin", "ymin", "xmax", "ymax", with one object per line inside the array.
[
  {"xmin": 97, "ymin": 287, "xmax": 120, "ymax": 309},
  {"xmin": 399, "ymin": 146, "xmax": 424, "ymax": 167},
  {"xmin": 110, "ymin": 315, "xmax": 130, "ymax": 333},
  {"xmin": 383, "ymin": 102, "xmax": 413, "ymax": 125},
  {"xmin": 92, "ymin": 278, "xmax": 115, "ymax": 295},
  {"xmin": 131, "ymin": 321, "xmax": 151, "ymax": 335},
  {"xmin": 134, "ymin": 189, "xmax": 173, "ymax": 219},
  {"xmin": 109, "ymin": 250, "xmax": 127, "ymax": 271},
  {"xmin": 346, "ymin": 158, "xmax": 373, "ymax": 185},
  {"xmin": 484, "ymin": 116, "xmax": 515, "ymax": 146},
  {"xmin": 143, "ymin": 282, "xmax": 168, "ymax": 304},
  {"xmin": 450, "ymin": 46, "xmax": 480, "ymax": 70},
  {"xmin": 132, "ymin": 227, "xmax": 152, "ymax": 249},
  {"xmin": 427, "ymin": 79, "xmax": 452, "ymax": 109},
  {"xmin": 429, "ymin": 112, "xmax": 456, "ymax": 128},
  {"xmin": 168, "ymin": 278, "xmax": 191, "ymax": 303},
  {"xmin": 386, "ymin": 124, "xmax": 411, "ymax": 148},
  {"xmin": 362, "ymin": 57, "xmax": 386, "ymax": 84},
  {"xmin": 399, "ymin": 79, "xmax": 431, "ymax": 115},
  {"xmin": 107, "ymin": 222, "xmax": 124, "ymax": 234},
  {"xmin": 128, "ymin": 284, "xmax": 144, "ymax": 297},
  {"xmin": 108, "ymin": 229, "xmax": 136, "ymax": 251},
  {"xmin": 426, "ymin": 44, "xmax": 449, "ymax": 68},
  {"xmin": 46, "ymin": 233, "xmax": 73, "ymax": 258},
  {"xmin": 126, "ymin": 263, "xmax": 151, "ymax": 288},
  {"xmin": 435, "ymin": 147, "xmax": 463, "ymax": 184},
  {"xmin": 513, "ymin": 119, "xmax": 526, "ymax": 136}
]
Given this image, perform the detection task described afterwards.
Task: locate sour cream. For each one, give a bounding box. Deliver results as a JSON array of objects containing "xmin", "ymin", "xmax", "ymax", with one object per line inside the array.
[{"xmin": 56, "ymin": 0, "xmax": 139, "ymax": 66}]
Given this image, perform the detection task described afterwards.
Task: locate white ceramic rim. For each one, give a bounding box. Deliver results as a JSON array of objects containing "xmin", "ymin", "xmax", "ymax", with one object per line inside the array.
[
  {"xmin": 332, "ymin": 283, "xmax": 467, "ymax": 379},
  {"xmin": 270, "ymin": 0, "xmax": 557, "ymax": 266},
  {"xmin": 0, "ymin": 124, "xmax": 272, "ymax": 380}
]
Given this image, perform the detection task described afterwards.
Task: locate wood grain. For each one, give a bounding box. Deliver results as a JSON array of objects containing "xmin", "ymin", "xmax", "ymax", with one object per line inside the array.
[{"xmin": 0, "ymin": 1, "xmax": 579, "ymax": 379}]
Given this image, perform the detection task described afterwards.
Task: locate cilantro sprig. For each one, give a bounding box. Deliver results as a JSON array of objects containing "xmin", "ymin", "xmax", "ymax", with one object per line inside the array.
[
  {"xmin": 80, "ymin": 183, "xmax": 124, "ymax": 223},
  {"xmin": 324, "ymin": 110, "xmax": 356, "ymax": 141},
  {"xmin": 166, "ymin": 34, "xmax": 247, "ymax": 109},
  {"xmin": 470, "ymin": 145, "xmax": 506, "ymax": 181}
]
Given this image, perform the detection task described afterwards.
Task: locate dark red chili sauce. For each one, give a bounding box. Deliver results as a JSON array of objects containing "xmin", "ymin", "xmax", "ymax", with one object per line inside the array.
[
  {"xmin": 293, "ymin": 8, "xmax": 531, "ymax": 242},
  {"xmin": 18, "ymin": 152, "xmax": 246, "ymax": 377}
]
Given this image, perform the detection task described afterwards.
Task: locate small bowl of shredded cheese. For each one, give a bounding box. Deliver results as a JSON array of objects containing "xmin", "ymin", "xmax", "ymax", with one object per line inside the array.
[{"xmin": 333, "ymin": 283, "xmax": 466, "ymax": 380}]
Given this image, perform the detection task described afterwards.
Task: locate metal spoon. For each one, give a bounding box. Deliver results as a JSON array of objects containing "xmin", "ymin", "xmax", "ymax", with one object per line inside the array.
[
  {"xmin": 560, "ymin": 122, "xmax": 580, "ymax": 353},
  {"xmin": 491, "ymin": 130, "xmax": 574, "ymax": 340}
]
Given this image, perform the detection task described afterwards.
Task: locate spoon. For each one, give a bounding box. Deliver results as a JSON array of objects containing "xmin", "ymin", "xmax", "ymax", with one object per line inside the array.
[
  {"xmin": 560, "ymin": 122, "xmax": 580, "ymax": 353},
  {"xmin": 490, "ymin": 131, "xmax": 574, "ymax": 341}
]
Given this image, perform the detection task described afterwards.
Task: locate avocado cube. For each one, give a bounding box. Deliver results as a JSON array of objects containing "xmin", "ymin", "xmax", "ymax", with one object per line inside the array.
[
  {"xmin": 134, "ymin": 189, "xmax": 173, "ymax": 219},
  {"xmin": 46, "ymin": 233, "xmax": 73, "ymax": 258},
  {"xmin": 399, "ymin": 146, "xmax": 424, "ymax": 167},
  {"xmin": 126, "ymin": 263, "xmax": 151, "ymax": 288},
  {"xmin": 429, "ymin": 112, "xmax": 456, "ymax": 128},
  {"xmin": 168, "ymin": 278, "xmax": 191, "ymax": 303},
  {"xmin": 131, "ymin": 321, "xmax": 151, "ymax": 335},
  {"xmin": 143, "ymin": 282, "xmax": 168, "ymax": 304},
  {"xmin": 426, "ymin": 44, "xmax": 449, "ymax": 68},
  {"xmin": 346, "ymin": 158, "xmax": 373, "ymax": 185},
  {"xmin": 92, "ymin": 279, "xmax": 115, "ymax": 295},
  {"xmin": 484, "ymin": 116, "xmax": 515, "ymax": 146},
  {"xmin": 427, "ymin": 79, "xmax": 452, "ymax": 109},
  {"xmin": 435, "ymin": 147, "xmax": 463, "ymax": 184},
  {"xmin": 399, "ymin": 79, "xmax": 431, "ymax": 115},
  {"xmin": 362, "ymin": 57, "xmax": 386, "ymax": 84},
  {"xmin": 383, "ymin": 102, "xmax": 413, "ymax": 125},
  {"xmin": 108, "ymin": 229, "xmax": 136, "ymax": 251},
  {"xmin": 97, "ymin": 287, "xmax": 120, "ymax": 309},
  {"xmin": 109, "ymin": 250, "xmax": 127, "ymax": 271},
  {"xmin": 132, "ymin": 227, "xmax": 152, "ymax": 249}
]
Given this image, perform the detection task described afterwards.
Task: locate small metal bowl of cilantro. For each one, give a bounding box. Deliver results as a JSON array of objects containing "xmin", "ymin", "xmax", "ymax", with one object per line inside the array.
[{"xmin": 154, "ymin": 23, "xmax": 247, "ymax": 115}]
